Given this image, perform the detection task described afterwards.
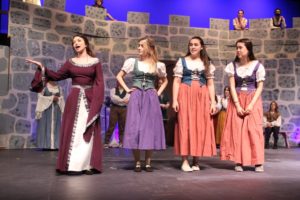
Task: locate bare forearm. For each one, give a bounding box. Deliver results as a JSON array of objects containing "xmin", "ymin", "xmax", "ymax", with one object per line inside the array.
[
  {"xmin": 157, "ymin": 77, "xmax": 168, "ymax": 96},
  {"xmin": 172, "ymin": 77, "xmax": 181, "ymax": 102}
]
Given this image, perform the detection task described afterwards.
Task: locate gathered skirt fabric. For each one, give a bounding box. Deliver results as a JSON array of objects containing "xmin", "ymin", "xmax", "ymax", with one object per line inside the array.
[
  {"xmin": 174, "ymin": 81, "xmax": 216, "ymax": 157},
  {"xmin": 220, "ymin": 91, "xmax": 264, "ymax": 166},
  {"xmin": 123, "ymin": 89, "xmax": 166, "ymax": 150}
]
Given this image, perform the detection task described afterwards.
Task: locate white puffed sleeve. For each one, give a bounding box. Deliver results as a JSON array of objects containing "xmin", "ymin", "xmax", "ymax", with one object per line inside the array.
[
  {"xmin": 173, "ymin": 58, "xmax": 183, "ymax": 78},
  {"xmin": 157, "ymin": 62, "xmax": 167, "ymax": 78},
  {"xmin": 224, "ymin": 62, "xmax": 235, "ymax": 77},
  {"xmin": 256, "ymin": 63, "xmax": 266, "ymax": 82},
  {"xmin": 121, "ymin": 58, "xmax": 136, "ymax": 74}
]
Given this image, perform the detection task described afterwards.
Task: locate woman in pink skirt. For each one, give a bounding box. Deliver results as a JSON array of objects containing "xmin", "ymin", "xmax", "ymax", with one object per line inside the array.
[
  {"xmin": 220, "ymin": 38, "xmax": 266, "ymax": 172},
  {"xmin": 173, "ymin": 36, "xmax": 217, "ymax": 172}
]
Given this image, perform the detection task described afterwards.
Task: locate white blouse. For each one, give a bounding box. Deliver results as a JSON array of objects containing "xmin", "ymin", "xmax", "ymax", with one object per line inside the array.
[
  {"xmin": 224, "ymin": 61, "xmax": 265, "ymax": 82},
  {"xmin": 121, "ymin": 58, "xmax": 167, "ymax": 78},
  {"xmin": 173, "ymin": 58, "xmax": 215, "ymax": 79}
]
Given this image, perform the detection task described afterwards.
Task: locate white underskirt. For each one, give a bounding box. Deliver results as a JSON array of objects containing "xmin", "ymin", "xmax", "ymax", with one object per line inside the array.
[{"xmin": 68, "ymin": 93, "xmax": 93, "ymax": 171}]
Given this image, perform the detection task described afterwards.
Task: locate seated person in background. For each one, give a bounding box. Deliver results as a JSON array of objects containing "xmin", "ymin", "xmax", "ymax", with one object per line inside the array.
[
  {"xmin": 233, "ymin": 10, "xmax": 248, "ymax": 30},
  {"xmin": 93, "ymin": 0, "xmax": 116, "ymax": 21},
  {"xmin": 272, "ymin": 8, "xmax": 286, "ymax": 29},
  {"xmin": 263, "ymin": 101, "xmax": 282, "ymax": 149},
  {"xmin": 104, "ymin": 81, "xmax": 130, "ymax": 148}
]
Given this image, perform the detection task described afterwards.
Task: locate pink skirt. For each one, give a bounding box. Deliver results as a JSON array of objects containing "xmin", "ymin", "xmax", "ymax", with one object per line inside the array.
[
  {"xmin": 220, "ymin": 91, "xmax": 264, "ymax": 166},
  {"xmin": 174, "ymin": 81, "xmax": 216, "ymax": 157}
]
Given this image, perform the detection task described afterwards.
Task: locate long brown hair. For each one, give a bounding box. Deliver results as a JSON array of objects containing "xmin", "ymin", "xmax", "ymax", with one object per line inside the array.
[
  {"xmin": 234, "ymin": 38, "xmax": 256, "ymax": 63},
  {"xmin": 265, "ymin": 101, "xmax": 280, "ymax": 120},
  {"xmin": 72, "ymin": 34, "xmax": 95, "ymax": 57},
  {"xmin": 185, "ymin": 36, "xmax": 211, "ymax": 74},
  {"xmin": 138, "ymin": 36, "xmax": 158, "ymax": 73}
]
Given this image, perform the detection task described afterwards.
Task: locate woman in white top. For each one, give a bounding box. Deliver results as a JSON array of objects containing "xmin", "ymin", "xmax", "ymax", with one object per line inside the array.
[
  {"xmin": 116, "ymin": 36, "xmax": 168, "ymax": 172},
  {"xmin": 263, "ymin": 101, "xmax": 282, "ymax": 149},
  {"xmin": 173, "ymin": 36, "xmax": 217, "ymax": 172},
  {"xmin": 220, "ymin": 38, "xmax": 266, "ymax": 173}
]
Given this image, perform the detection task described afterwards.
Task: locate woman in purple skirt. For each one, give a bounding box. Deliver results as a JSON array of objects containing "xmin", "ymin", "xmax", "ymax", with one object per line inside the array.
[{"xmin": 116, "ymin": 36, "xmax": 168, "ymax": 172}]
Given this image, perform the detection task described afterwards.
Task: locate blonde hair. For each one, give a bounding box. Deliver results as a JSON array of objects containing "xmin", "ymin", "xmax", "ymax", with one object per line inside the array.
[{"xmin": 138, "ymin": 36, "xmax": 158, "ymax": 73}]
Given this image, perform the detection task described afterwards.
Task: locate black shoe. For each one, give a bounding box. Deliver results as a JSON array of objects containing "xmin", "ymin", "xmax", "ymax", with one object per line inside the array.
[
  {"xmin": 273, "ymin": 145, "xmax": 278, "ymax": 149},
  {"xmin": 145, "ymin": 165, "xmax": 153, "ymax": 172},
  {"xmin": 134, "ymin": 165, "xmax": 142, "ymax": 172},
  {"xmin": 67, "ymin": 171, "xmax": 83, "ymax": 176},
  {"xmin": 265, "ymin": 144, "xmax": 270, "ymax": 149}
]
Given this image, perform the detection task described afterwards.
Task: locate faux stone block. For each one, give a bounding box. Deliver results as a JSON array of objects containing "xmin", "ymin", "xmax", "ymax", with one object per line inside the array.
[
  {"xmin": 71, "ymin": 14, "xmax": 84, "ymax": 24},
  {"xmin": 179, "ymin": 27, "xmax": 205, "ymax": 37},
  {"xmin": 96, "ymin": 49, "xmax": 110, "ymax": 63},
  {"xmin": 293, "ymin": 17, "xmax": 300, "ymax": 28},
  {"xmin": 0, "ymin": 114, "xmax": 15, "ymax": 134},
  {"xmin": 278, "ymin": 59, "xmax": 294, "ymax": 74},
  {"xmin": 110, "ymin": 23, "xmax": 126, "ymax": 39},
  {"xmin": 15, "ymin": 119, "xmax": 31, "ymax": 134},
  {"xmin": 287, "ymin": 29, "xmax": 299, "ymax": 39},
  {"xmin": 169, "ymin": 27, "xmax": 178, "ymax": 35},
  {"xmin": 84, "ymin": 20, "xmax": 95, "ymax": 35},
  {"xmin": 0, "ymin": 73, "xmax": 10, "ymax": 96},
  {"xmin": 10, "ymin": 26, "xmax": 26, "ymax": 38},
  {"xmin": 9, "ymin": 93, "xmax": 29, "ymax": 118},
  {"xmin": 275, "ymin": 53, "xmax": 287, "ymax": 59},
  {"xmin": 28, "ymin": 40, "xmax": 41, "ymax": 57},
  {"xmin": 264, "ymin": 70, "xmax": 276, "ymax": 89},
  {"xmin": 244, "ymin": 30, "xmax": 268, "ymax": 39},
  {"xmin": 289, "ymin": 104, "xmax": 300, "ymax": 116},
  {"xmin": 170, "ymin": 36, "xmax": 189, "ymax": 53},
  {"xmin": 13, "ymin": 73, "xmax": 33, "ymax": 91},
  {"xmin": 229, "ymin": 30, "xmax": 241, "ymax": 39},
  {"xmin": 158, "ymin": 26, "xmax": 169, "ymax": 36},
  {"xmin": 101, "ymin": 63, "xmax": 112, "ymax": 77},
  {"xmin": 85, "ymin": 5, "xmax": 106, "ymax": 20},
  {"xmin": 280, "ymin": 123, "xmax": 294, "ymax": 132},
  {"xmin": 12, "ymin": 57, "xmax": 30, "ymax": 71},
  {"xmin": 106, "ymin": 78, "xmax": 118, "ymax": 89},
  {"xmin": 145, "ymin": 25, "xmax": 157, "ymax": 34},
  {"xmin": 264, "ymin": 40, "xmax": 283, "ymax": 54},
  {"xmin": 289, "ymin": 117, "xmax": 300, "ymax": 126},
  {"xmin": 42, "ymin": 41, "xmax": 65, "ymax": 60},
  {"xmin": 113, "ymin": 43, "xmax": 127, "ymax": 53},
  {"xmin": 46, "ymin": 33, "xmax": 60, "ymax": 42},
  {"xmin": 278, "ymin": 76, "xmax": 295, "ymax": 88},
  {"xmin": 264, "ymin": 59, "xmax": 278, "ymax": 69},
  {"xmin": 62, "ymin": 36, "xmax": 72, "ymax": 45},
  {"xmin": 278, "ymin": 105, "xmax": 290, "ymax": 118},
  {"xmin": 28, "ymin": 30, "xmax": 44, "ymax": 40},
  {"xmin": 262, "ymin": 89, "xmax": 279, "ymax": 101},
  {"xmin": 128, "ymin": 39, "xmax": 139, "ymax": 50},
  {"xmin": 55, "ymin": 12, "xmax": 68, "ymax": 23},
  {"xmin": 280, "ymin": 90, "xmax": 295, "ymax": 101},
  {"xmin": 127, "ymin": 26, "xmax": 142, "ymax": 38},
  {"xmin": 152, "ymin": 36, "xmax": 169, "ymax": 48},
  {"xmin": 40, "ymin": 58, "xmax": 58, "ymax": 71},
  {"xmin": 298, "ymin": 88, "xmax": 300, "ymax": 100},
  {"xmin": 208, "ymin": 30, "xmax": 219, "ymax": 37},
  {"xmin": 270, "ymin": 29, "xmax": 285, "ymax": 39},
  {"xmin": 10, "ymin": 0, "xmax": 29, "ymax": 11},
  {"xmin": 9, "ymin": 135, "xmax": 25, "ymax": 148},
  {"xmin": 169, "ymin": 15, "xmax": 190, "ymax": 27},
  {"xmin": 110, "ymin": 55, "xmax": 125, "ymax": 76},
  {"xmin": 95, "ymin": 28, "xmax": 110, "ymax": 45},
  {"xmin": 210, "ymin": 18, "xmax": 229, "ymax": 30},
  {"xmin": 55, "ymin": 25, "xmax": 82, "ymax": 36},
  {"xmin": 249, "ymin": 18, "xmax": 272, "ymax": 29},
  {"xmin": 127, "ymin": 12, "xmax": 149, "ymax": 24},
  {"xmin": 34, "ymin": 7, "xmax": 52, "ymax": 18},
  {"xmin": 32, "ymin": 17, "xmax": 51, "ymax": 31},
  {"xmin": 284, "ymin": 40, "xmax": 299, "ymax": 53},
  {"xmin": 44, "ymin": 0, "xmax": 66, "ymax": 11},
  {"xmin": 10, "ymin": 10, "xmax": 30, "ymax": 25}
]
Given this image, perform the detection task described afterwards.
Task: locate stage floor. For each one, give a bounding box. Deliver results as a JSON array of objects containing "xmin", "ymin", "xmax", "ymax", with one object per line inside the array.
[{"xmin": 0, "ymin": 147, "xmax": 299, "ymax": 200}]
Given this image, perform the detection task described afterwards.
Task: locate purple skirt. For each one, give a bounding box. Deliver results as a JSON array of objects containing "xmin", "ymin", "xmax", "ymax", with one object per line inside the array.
[{"xmin": 123, "ymin": 89, "xmax": 166, "ymax": 150}]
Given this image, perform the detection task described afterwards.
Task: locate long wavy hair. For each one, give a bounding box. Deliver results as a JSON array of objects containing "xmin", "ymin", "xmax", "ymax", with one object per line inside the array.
[
  {"xmin": 72, "ymin": 34, "xmax": 95, "ymax": 57},
  {"xmin": 223, "ymin": 86, "xmax": 230, "ymax": 98},
  {"xmin": 234, "ymin": 38, "xmax": 256, "ymax": 63},
  {"xmin": 266, "ymin": 101, "xmax": 280, "ymax": 119},
  {"xmin": 185, "ymin": 36, "xmax": 211, "ymax": 74},
  {"xmin": 138, "ymin": 36, "xmax": 158, "ymax": 73}
]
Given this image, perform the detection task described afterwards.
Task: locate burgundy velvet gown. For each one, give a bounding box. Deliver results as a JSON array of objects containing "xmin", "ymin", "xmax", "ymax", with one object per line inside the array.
[{"xmin": 35, "ymin": 58, "xmax": 104, "ymax": 172}]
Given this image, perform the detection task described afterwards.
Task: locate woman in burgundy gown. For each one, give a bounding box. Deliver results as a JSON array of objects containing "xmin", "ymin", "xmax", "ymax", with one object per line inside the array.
[{"xmin": 26, "ymin": 35, "xmax": 104, "ymax": 175}]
